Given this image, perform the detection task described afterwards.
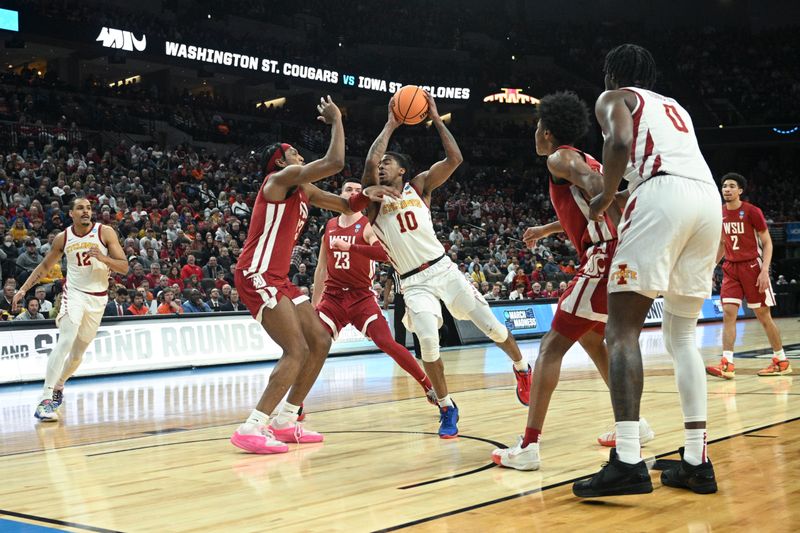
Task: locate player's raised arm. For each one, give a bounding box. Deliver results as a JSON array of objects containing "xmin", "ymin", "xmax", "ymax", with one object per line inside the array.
[
  {"xmin": 13, "ymin": 232, "xmax": 66, "ymax": 308},
  {"xmin": 413, "ymin": 91, "xmax": 463, "ymax": 197},
  {"xmin": 589, "ymin": 90, "xmax": 637, "ymax": 221},
  {"xmin": 362, "ymin": 99, "xmax": 402, "ymax": 187},
  {"xmin": 268, "ymin": 96, "xmax": 345, "ymax": 189},
  {"xmin": 90, "ymin": 225, "xmax": 129, "ymax": 274}
]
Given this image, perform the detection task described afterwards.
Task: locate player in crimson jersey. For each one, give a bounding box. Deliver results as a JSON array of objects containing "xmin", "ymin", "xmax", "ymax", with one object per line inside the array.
[
  {"xmin": 310, "ymin": 179, "xmax": 436, "ymax": 403},
  {"xmin": 706, "ymin": 173, "xmax": 789, "ymax": 379},
  {"xmin": 492, "ymin": 92, "xmax": 654, "ymax": 471},
  {"xmin": 231, "ymin": 97, "xmax": 396, "ymax": 454},
  {"xmin": 574, "ymin": 45, "xmax": 721, "ymax": 498}
]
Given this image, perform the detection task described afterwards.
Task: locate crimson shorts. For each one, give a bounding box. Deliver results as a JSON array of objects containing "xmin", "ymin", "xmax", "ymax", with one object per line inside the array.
[
  {"xmin": 551, "ymin": 240, "xmax": 616, "ymax": 342},
  {"xmin": 316, "ymin": 288, "xmax": 381, "ymax": 340},
  {"xmin": 721, "ymin": 259, "xmax": 776, "ymax": 308},
  {"xmin": 234, "ymin": 269, "xmax": 309, "ymax": 322}
]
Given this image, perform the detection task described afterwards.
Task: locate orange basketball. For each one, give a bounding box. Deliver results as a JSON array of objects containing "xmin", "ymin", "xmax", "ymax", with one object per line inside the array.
[{"xmin": 392, "ymin": 85, "xmax": 429, "ymax": 125}]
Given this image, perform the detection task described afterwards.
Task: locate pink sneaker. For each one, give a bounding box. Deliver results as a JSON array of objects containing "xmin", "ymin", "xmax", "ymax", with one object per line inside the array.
[
  {"xmin": 230, "ymin": 424, "xmax": 289, "ymax": 454},
  {"xmin": 269, "ymin": 422, "xmax": 324, "ymax": 444}
]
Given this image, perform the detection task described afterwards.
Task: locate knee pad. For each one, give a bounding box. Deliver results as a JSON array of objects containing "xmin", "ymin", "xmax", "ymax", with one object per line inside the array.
[
  {"xmin": 419, "ymin": 335, "xmax": 440, "ymax": 362},
  {"xmin": 467, "ymin": 304, "xmax": 508, "ymax": 343},
  {"xmin": 664, "ymin": 293, "xmax": 704, "ymax": 319},
  {"xmin": 410, "ymin": 311, "xmax": 441, "ymax": 362}
]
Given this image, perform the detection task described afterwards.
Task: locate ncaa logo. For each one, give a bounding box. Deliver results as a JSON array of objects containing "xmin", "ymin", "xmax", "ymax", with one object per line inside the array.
[{"xmin": 96, "ymin": 27, "xmax": 147, "ymax": 52}]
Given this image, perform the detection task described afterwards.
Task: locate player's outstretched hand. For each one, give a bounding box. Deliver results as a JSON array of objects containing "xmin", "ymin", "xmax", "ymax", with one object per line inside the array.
[
  {"xmin": 363, "ymin": 185, "xmax": 401, "ymax": 203},
  {"xmin": 330, "ymin": 238, "xmax": 351, "ymax": 252},
  {"xmin": 588, "ymin": 192, "xmax": 614, "ymax": 222},
  {"xmin": 11, "ymin": 289, "xmax": 25, "ymax": 311},
  {"xmin": 523, "ymin": 226, "xmax": 547, "ymax": 250},
  {"xmin": 317, "ymin": 95, "xmax": 342, "ymax": 125},
  {"xmin": 756, "ymin": 270, "xmax": 771, "ymax": 293},
  {"xmin": 423, "ymin": 90, "xmax": 440, "ymax": 121},
  {"xmin": 387, "ymin": 97, "xmax": 402, "ymax": 129}
]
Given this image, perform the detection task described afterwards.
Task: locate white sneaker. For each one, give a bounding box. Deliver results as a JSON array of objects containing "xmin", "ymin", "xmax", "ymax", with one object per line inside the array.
[
  {"xmin": 597, "ymin": 417, "xmax": 656, "ymax": 447},
  {"xmin": 492, "ymin": 437, "xmax": 540, "ymax": 471}
]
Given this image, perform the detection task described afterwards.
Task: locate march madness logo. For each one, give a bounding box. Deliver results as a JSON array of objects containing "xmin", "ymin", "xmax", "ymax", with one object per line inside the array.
[
  {"xmin": 503, "ymin": 308, "xmax": 537, "ymax": 331},
  {"xmin": 96, "ymin": 27, "xmax": 147, "ymax": 52},
  {"xmin": 612, "ymin": 263, "xmax": 637, "ymax": 285}
]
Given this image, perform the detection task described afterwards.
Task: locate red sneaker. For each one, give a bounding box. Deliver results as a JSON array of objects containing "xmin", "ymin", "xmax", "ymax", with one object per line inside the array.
[
  {"xmin": 706, "ymin": 357, "xmax": 735, "ymax": 380},
  {"xmin": 514, "ymin": 364, "xmax": 532, "ymax": 406}
]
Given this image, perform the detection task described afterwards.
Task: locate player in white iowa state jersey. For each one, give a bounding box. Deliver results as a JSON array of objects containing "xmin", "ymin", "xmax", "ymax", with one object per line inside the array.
[
  {"xmin": 363, "ymin": 92, "xmax": 531, "ymax": 439},
  {"xmin": 574, "ymin": 44, "xmax": 721, "ymax": 498},
  {"xmin": 13, "ymin": 198, "xmax": 128, "ymax": 421}
]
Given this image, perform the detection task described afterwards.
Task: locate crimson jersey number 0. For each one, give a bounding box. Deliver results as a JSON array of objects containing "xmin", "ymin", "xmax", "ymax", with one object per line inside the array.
[
  {"xmin": 663, "ymin": 104, "xmax": 689, "ymax": 133},
  {"xmin": 396, "ymin": 211, "xmax": 419, "ymax": 233}
]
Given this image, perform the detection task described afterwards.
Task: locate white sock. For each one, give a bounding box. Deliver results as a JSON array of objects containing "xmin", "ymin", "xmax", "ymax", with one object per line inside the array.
[
  {"xmin": 245, "ymin": 409, "xmax": 270, "ymax": 427},
  {"xmin": 722, "ymin": 350, "xmax": 734, "ymax": 363},
  {"xmin": 684, "ymin": 428, "xmax": 707, "ymax": 465},
  {"xmin": 513, "ymin": 359, "xmax": 528, "ymax": 372},
  {"xmin": 437, "ymin": 395, "xmax": 454, "ymax": 408},
  {"xmin": 774, "ymin": 349, "xmax": 786, "ymax": 361},
  {"xmin": 273, "ymin": 402, "xmax": 301, "ymax": 428},
  {"xmin": 41, "ymin": 320, "xmax": 80, "ymax": 402},
  {"xmin": 615, "ymin": 421, "xmax": 641, "ymax": 464}
]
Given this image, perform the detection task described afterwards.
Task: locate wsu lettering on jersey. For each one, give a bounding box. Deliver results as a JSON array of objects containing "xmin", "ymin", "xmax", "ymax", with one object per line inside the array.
[
  {"xmin": 324, "ymin": 216, "xmax": 375, "ymax": 290},
  {"xmin": 722, "ymin": 201, "xmax": 767, "ymax": 262}
]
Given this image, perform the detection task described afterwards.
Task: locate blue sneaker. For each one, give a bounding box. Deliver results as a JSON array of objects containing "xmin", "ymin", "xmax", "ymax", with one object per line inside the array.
[
  {"xmin": 34, "ymin": 399, "xmax": 59, "ymax": 422},
  {"xmin": 438, "ymin": 403, "xmax": 459, "ymax": 439}
]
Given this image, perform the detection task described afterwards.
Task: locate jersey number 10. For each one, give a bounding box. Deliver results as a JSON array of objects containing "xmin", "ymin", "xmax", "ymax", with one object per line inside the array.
[{"xmin": 396, "ymin": 212, "xmax": 419, "ymax": 233}]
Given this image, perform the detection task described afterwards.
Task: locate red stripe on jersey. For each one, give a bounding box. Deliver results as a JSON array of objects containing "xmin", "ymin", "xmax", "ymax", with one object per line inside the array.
[
  {"xmin": 651, "ymin": 154, "xmax": 662, "ymax": 176},
  {"xmin": 639, "ymin": 130, "xmax": 654, "ymax": 177},
  {"xmin": 626, "ymin": 90, "xmax": 645, "ymax": 164}
]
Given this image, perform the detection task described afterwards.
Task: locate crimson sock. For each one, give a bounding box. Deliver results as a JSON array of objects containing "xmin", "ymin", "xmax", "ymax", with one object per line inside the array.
[
  {"xmin": 368, "ymin": 319, "xmax": 429, "ymax": 387},
  {"xmin": 522, "ymin": 427, "xmax": 541, "ymax": 448}
]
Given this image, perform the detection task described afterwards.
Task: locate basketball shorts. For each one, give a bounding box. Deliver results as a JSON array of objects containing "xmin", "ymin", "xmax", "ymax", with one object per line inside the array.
[
  {"xmin": 400, "ymin": 256, "xmax": 487, "ymax": 332},
  {"xmin": 552, "ymin": 240, "xmax": 616, "ymax": 342},
  {"xmin": 721, "ymin": 259, "xmax": 776, "ymax": 308},
  {"xmin": 609, "ymin": 174, "xmax": 721, "ymax": 300},
  {"xmin": 57, "ymin": 287, "xmax": 107, "ymax": 342},
  {"xmin": 316, "ymin": 288, "xmax": 381, "ymax": 340},
  {"xmin": 234, "ymin": 269, "xmax": 309, "ymax": 322}
]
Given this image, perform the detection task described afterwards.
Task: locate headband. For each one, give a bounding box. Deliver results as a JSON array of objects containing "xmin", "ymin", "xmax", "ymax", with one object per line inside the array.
[{"xmin": 267, "ymin": 143, "xmax": 293, "ymax": 172}]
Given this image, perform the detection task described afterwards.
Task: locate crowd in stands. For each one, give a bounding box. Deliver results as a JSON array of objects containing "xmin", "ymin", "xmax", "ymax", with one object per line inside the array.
[{"xmin": 2, "ymin": 113, "xmax": 797, "ymax": 322}]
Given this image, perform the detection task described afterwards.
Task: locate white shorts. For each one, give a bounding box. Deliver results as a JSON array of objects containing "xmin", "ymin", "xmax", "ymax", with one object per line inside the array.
[
  {"xmin": 400, "ymin": 256, "xmax": 487, "ymax": 332},
  {"xmin": 609, "ymin": 174, "xmax": 721, "ymax": 300},
  {"xmin": 57, "ymin": 287, "xmax": 108, "ymax": 342}
]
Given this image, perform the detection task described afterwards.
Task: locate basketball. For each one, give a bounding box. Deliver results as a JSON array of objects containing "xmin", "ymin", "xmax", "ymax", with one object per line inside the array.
[{"xmin": 392, "ymin": 85, "xmax": 429, "ymax": 125}]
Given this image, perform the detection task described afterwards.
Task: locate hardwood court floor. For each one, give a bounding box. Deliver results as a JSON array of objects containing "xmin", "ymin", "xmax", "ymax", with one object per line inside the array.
[{"xmin": 0, "ymin": 318, "xmax": 798, "ymax": 532}]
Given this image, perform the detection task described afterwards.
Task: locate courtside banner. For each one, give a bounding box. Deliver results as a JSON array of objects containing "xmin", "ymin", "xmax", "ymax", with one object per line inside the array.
[
  {"xmin": 454, "ymin": 301, "xmax": 556, "ymax": 343},
  {"xmin": 0, "ymin": 314, "xmax": 378, "ymax": 384}
]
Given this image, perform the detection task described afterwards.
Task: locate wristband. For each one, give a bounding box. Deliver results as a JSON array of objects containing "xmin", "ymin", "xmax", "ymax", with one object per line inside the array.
[{"xmin": 348, "ymin": 191, "xmax": 371, "ymax": 212}]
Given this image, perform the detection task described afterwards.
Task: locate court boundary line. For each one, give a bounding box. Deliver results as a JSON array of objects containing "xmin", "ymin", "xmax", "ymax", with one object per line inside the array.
[
  {"xmin": 0, "ymin": 509, "xmax": 123, "ymax": 533},
  {"xmin": 376, "ymin": 415, "xmax": 800, "ymax": 532},
  {"xmin": 83, "ymin": 429, "xmax": 505, "ymax": 490}
]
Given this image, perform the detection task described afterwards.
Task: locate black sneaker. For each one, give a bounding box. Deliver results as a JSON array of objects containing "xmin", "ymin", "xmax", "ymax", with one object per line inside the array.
[
  {"xmin": 573, "ymin": 448, "xmax": 653, "ymax": 498},
  {"xmin": 660, "ymin": 447, "xmax": 718, "ymax": 494}
]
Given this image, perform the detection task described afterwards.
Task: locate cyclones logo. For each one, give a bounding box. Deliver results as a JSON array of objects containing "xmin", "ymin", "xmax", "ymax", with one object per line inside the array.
[{"xmin": 611, "ymin": 263, "xmax": 638, "ymax": 285}]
